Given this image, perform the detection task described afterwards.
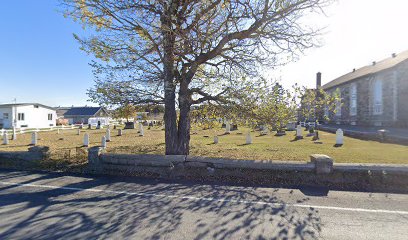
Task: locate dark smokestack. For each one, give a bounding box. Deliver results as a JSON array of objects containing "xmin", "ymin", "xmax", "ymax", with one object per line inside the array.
[{"xmin": 316, "ymin": 72, "xmax": 321, "ymax": 89}]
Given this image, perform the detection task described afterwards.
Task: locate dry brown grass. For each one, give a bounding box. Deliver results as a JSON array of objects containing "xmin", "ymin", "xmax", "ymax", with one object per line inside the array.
[{"xmin": 1, "ymin": 126, "xmax": 407, "ymax": 164}]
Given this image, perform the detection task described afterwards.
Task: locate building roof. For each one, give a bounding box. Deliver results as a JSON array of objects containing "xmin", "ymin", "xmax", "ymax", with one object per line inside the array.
[
  {"xmin": 61, "ymin": 107, "xmax": 104, "ymax": 117},
  {"xmin": 0, "ymin": 103, "xmax": 55, "ymax": 110},
  {"xmin": 322, "ymin": 50, "xmax": 408, "ymax": 90}
]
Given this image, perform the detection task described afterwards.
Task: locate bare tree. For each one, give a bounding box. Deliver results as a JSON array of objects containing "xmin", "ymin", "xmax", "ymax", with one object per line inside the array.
[{"xmin": 63, "ymin": 0, "xmax": 331, "ymax": 155}]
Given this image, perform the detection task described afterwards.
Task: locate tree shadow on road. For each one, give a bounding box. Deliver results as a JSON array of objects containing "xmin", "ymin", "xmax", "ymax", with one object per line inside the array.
[{"xmin": 0, "ymin": 171, "xmax": 322, "ymax": 239}]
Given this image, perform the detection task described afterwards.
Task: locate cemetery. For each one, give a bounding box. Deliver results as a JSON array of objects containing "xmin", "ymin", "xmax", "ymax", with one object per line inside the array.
[{"xmin": 0, "ymin": 123, "xmax": 407, "ymax": 167}]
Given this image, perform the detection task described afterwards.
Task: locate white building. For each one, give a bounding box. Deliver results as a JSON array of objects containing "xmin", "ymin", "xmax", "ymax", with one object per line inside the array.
[{"xmin": 0, "ymin": 103, "xmax": 57, "ymax": 129}]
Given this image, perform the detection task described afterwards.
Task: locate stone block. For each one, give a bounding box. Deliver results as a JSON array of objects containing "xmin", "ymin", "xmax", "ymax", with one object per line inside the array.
[{"xmin": 310, "ymin": 154, "xmax": 334, "ymax": 174}]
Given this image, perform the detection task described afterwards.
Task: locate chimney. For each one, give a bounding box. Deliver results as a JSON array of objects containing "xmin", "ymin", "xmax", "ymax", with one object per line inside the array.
[
  {"xmin": 316, "ymin": 72, "xmax": 322, "ymax": 89},
  {"xmin": 372, "ymin": 61, "xmax": 376, "ymax": 66},
  {"xmin": 352, "ymin": 68, "xmax": 356, "ymax": 72},
  {"xmin": 392, "ymin": 53, "xmax": 396, "ymax": 58}
]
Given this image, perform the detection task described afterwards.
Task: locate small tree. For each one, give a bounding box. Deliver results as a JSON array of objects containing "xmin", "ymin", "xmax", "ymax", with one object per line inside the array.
[
  {"xmin": 254, "ymin": 83, "xmax": 298, "ymax": 133},
  {"xmin": 114, "ymin": 104, "xmax": 137, "ymax": 123},
  {"xmin": 297, "ymin": 86, "xmax": 340, "ymax": 124}
]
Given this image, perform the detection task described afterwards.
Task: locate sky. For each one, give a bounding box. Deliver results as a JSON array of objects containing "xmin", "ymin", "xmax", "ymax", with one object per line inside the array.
[{"xmin": 1, "ymin": 0, "xmax": 408, "ymax": 106}]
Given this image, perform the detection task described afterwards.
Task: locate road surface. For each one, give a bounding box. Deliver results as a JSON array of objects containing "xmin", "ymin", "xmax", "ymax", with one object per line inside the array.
[{"xmin": 0, "ymin": 169, "xmax": 407, "ymax": 239}]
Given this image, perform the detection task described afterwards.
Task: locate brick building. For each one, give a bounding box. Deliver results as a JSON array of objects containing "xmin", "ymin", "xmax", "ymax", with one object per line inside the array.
[{"xmin": 322, "ymin": 50, "xmax": 408, "ymax": 128}]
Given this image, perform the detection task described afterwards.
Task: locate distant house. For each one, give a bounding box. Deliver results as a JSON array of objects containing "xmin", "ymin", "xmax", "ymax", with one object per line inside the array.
[
  {"xmin": 56, "ymin": 106, "xmax": 110, "ymax": 125},
  {"xmin": 0, "ymin": 103, "xmax": 57, "ymax": 129},
  {"xmin": 321, "ymin": 50, "xmax": 408, "ymax": 128}
]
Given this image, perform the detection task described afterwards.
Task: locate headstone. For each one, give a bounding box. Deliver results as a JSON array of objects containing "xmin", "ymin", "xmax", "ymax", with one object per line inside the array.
[
  {"xmin": 2, "ymin": 132, "xmax": 8, "ymax": 145},
  {"xmin": 57, "ymin": 129, "xmax": 60, "ymax": 134},
  {"xmin": 124, "ymin": 122, "xmax": 135, "ymax": 129},
  {"xmin": 12, "ymin": 127, "xmax": 17, "ymax": 140},
  {"xmin": 260, "ymin": 127, "xmax": 268, "ymax": 136},
  {"xmin": 286, "ymin": 122, "xmax": 296, "ymax": 131},
  {"xmin": 101, "ymin": 136, "xmax": 107, "ymax": 148},
  {"xmin": 225, "ymin": 122, "xmax": 231, "ymax": 133},
  {"xmin": 83, "ymin": 133, "xmax": 89, "ymax": 147},
  {"xmin": 336, "ymin": 128, "xmax": 344, "ymax": 145},
  {"xmin": 88, "ymin": 124, "xmax": 92, "ymax": 129},
  {"xmin": 118, "ymin": 129, "xmax": 122, "ymax": 136},
  {"xmin": 139, "ymin": 125, "xmax": 144, "ymax": 136},
  {"xmin": 213, "ymin": 136, "xmax": 218, "ymax": 144},
  {"xmin": 114, "ymin": 125, "xmax": 117, "ymax": 130},
  {"xmin": 77, "ymin": 129, "xmax": 81, "ymax": 135},
  {"xmin": 246, "ymin": 131, "xmax": 252, "ymax": 144},
  {"xmin": 96, "ymin": 121, "xmax": 101, "ymax": 129},
  {"xmin": 106, "ymin": 129, "xmax": 111, "ymax": 142},
  {"xmin": 296, "ymin": 125, "xmax": 303, "ymax": 139},
  {"xmin": 31, "ymin": 132, "xmax": 38, "ymax": 145}
]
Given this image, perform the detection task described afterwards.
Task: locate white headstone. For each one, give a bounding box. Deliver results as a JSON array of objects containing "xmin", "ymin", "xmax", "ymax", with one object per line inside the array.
[
  {"xmin": 83, "ymin": 133, "xmax": 89, "ymax": 147},
  {"xmin": 3, "ymin": 132, "xmax": 8, "ymax": 145},
  {"xmin": 296, "ymin": 125, "xmax": 303, "ymax": 139},
  {"xmin": 101, "ymin": 136, "xmax": 107, "ymax": 148},
  {"xmin": 336, "ymin": 128, "xmax": 344, "ymax": 145},
  {"xmin": 139, "ymin": 125, "xmax": 144, "ymax": 136},
  {"xmin": 214, "ymin": 136, "xmax": 219, "ymax": 144},
  {"xmin": 118, "ymin": 129, "xmax": 122, "ymax": 136},
  {"xmin": 246, "ymin": 131, "xmax": 252, "ymax": 144},
  {"xmin": 77, "ymin": 129, "xmax": 81, "ymax": 135},
  {"xmin": 57, "ymin": 129, "xmax": 60, "ymax": 134},
  {"xmin": 106, "ymin": 129, "xmax": 111, "ymax": 142},
  {"xmin": 12, "ymin": 127, "xmax": 17, "ymax": 140},
  {"xmin": 225, "ymin": 122, "xmax": 231, "ymax": 133},
  {"xmin": 31, "ymin": 132, "xmax": 38, "ymax": 145}
]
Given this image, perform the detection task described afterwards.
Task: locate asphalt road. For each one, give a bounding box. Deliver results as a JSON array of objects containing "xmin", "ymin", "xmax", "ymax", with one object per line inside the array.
[{"xmin": 0, "ymin": 169, "xmax": 407, "ymax": 240}]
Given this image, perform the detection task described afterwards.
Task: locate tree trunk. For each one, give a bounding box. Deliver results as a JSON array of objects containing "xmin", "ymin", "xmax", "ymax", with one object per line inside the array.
[
  {"xmin": 161, "ymin": 2, "xmax": 193, "ymax": 155},
  {"xmin": 175, "ymin": 81, "xmax": 192, "ymax": 155},
  {"xmin": 162, "ymin": 2, "xmax": 179, "ymax": 155}
]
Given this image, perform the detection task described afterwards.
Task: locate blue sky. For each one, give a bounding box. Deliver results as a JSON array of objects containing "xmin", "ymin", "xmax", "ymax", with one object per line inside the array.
[
  {"xmin": 0, "ymin": 0, "xmax": 94, "ymax": 106},
  {"xmin": 1, "ymin": 0, "xmax": 408, "ymax": 106}
]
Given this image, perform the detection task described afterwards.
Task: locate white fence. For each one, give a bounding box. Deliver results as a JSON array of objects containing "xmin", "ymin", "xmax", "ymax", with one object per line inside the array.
[{"xmin": 0, "ymin": 125, "xmax": 81, "ymax": 136}]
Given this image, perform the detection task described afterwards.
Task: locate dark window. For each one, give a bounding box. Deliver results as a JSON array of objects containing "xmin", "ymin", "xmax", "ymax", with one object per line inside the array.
[
  {"xmin": 34, "ymin": 105, "xmax": 39, "ymax": 108},
  {"xmin": 18, "ymin": 113, "xmax": 25, "ymax": 121},
  {"xmin": 48, "ymin": 114, "xmax": 53, "ymax": 120}
]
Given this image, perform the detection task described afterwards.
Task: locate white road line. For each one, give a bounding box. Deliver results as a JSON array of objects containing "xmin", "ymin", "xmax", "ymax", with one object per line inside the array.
[{"xmin": 1, "ymin": 181, "xmax": 408, "ymax": 215}]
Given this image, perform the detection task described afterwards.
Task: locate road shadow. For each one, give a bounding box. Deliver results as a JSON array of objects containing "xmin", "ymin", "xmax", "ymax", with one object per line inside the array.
[{"xmin": 0, "ymin": 171, "xmax": 322, "ymax": 239}]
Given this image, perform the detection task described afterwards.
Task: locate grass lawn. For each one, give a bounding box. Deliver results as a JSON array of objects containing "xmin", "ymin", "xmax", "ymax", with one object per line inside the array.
[{"xmin": 0, "ymin": 126, "xmax": 407, "ymax": 164}]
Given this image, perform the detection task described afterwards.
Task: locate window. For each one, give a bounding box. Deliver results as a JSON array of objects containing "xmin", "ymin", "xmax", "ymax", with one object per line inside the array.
[
  {"xmin": 3, "ymin": 113, "xmax": 8, "ymax": 119},
  {"xmin": 34, "ymin": 105, "xmax": 39, "ymax": 108},
  {"xmin": 48, "ymin": 114, "xmax": 53, "ymax": 120},
  {"xmin": 350, "ymin": 83, "xmax": 357, "ymax": 116},
  {"xmin": 335, "ymin": 89, "xmax": 342, "ymax": 117},
  {"xmin": 392, "ymin": 74, "xmax": 398, "ymax": 121},
  {"xmin": 18, "ymin": 113, "xmax": 25, "ymax": 121},
  {"xmin": 373, "ymin": 79, "xmax": 383, "ymax": 115}
]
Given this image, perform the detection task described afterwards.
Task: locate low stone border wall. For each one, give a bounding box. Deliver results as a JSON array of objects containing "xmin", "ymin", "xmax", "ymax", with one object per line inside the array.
[
  {"xmin": 88, "ymin": 147, "xmax": 408, "ymax": 193},
  {"xmin": 1, "ymin": 146, "xmax": 406, "ymax": 193},
  {"xmin": 0, "ymin": 146, "xmax": 49, "ymax": 162}
]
